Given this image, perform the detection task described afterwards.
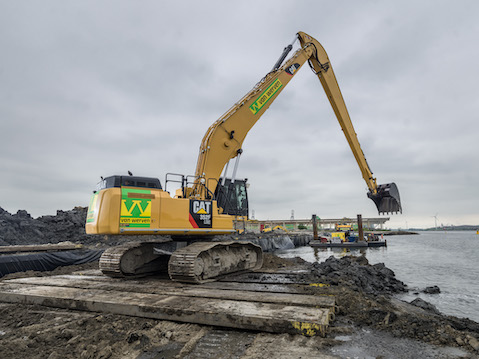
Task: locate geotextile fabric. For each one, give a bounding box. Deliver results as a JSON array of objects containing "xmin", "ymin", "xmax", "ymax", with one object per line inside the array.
[{"xmin": 0, "ymin": 249, "xmax": 103, "ymax": 277}]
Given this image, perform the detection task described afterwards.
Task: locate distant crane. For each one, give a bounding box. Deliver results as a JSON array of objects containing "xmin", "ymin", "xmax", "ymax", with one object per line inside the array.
[{"xmin": 432, "ymin": 213, "xmax": 439, "ymax": 230}]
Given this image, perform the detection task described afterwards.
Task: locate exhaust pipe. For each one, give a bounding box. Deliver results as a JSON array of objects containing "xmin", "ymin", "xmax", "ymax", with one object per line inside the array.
[{"xmin": 368, "ymin": 182, "xmax": 402, "ymax": 214}]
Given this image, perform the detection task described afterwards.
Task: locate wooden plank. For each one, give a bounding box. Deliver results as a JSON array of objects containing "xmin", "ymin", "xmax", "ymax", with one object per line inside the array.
[
  {"xmin": 5, "ymin": 275, "xmax": 335, "ymax": 309},
  {"xmin": 0, "ymin": 282, "xmax": 332, "ymax": 336},
  {"xmin": 29, "ymin": 269, "xmax": 330, "ymax": 295},
  {"xmin": 218, "ymin": 271, "xmax": 331, "ymax": 285},
  {"xmin": 0, "ymin": 243, "xmax": 83, "ymax": 254}
]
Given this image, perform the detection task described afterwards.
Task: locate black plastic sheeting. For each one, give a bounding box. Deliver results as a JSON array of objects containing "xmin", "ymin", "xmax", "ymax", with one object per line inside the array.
[{"xmin": 0, "ymin": 249, "xmax": 104, "ymax": 278}]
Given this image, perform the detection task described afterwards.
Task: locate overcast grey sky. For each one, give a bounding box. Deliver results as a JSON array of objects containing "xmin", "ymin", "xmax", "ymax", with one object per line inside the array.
[{"xmin": 1, "ymin": 0, "xmax": 478, "ymax": 229}]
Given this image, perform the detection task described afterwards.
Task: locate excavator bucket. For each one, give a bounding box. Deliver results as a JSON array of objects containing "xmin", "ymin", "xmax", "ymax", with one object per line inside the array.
[{"xmin": 367, "ymin": 182, "xmax": 402, "ymax": 214}]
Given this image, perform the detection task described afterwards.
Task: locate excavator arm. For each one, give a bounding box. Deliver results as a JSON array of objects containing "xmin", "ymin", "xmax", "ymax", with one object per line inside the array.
[
  {"xmin": 297, "ymin": 32, "xmax": 401, "ymax": 214},
  {"xmin": 193, "ymin": 31, "xmax": 401, "ymax": 214},
  {"xmin": 192, "ymin": 36, "xmax": 315, "ymax": 197}
]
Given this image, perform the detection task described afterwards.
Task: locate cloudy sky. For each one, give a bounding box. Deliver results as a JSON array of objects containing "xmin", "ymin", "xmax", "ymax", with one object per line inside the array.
[{"xmin": 1, "ymin": 0, "xmax": 478, "ymax": 229}]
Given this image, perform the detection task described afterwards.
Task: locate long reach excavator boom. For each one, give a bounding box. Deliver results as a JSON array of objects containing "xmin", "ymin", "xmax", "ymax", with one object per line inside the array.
[
  {"xmin": 86, "ymin": 32, "xmax": 401, "ymax": 282},
  {"xmin": 192, "ymin": 31, "xmax": 401, "ymax": 214}
]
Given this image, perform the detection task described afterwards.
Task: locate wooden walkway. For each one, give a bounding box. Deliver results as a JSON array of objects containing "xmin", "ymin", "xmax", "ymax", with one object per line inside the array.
[{"xmin": 0, "ymin": 270, "xmax": 336, "ymax": 337}]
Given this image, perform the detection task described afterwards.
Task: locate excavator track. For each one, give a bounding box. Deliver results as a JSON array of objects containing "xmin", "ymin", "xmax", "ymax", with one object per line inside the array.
[
  {"xmin": 100, "ymin": 240, "xmax": 263, "ymax": 283},
  {"xmin": 99, "ymin": 241, "xmax": 170, "ymax": 278},
  {"xmin": 168, "ymin": 241, "xmax": 263, "ymax": 284}
]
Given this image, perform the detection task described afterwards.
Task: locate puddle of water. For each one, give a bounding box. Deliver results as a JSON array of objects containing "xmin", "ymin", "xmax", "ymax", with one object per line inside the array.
[{"xmin": 334, "ymin": 335, "xmax": 351, "ymax": 341}]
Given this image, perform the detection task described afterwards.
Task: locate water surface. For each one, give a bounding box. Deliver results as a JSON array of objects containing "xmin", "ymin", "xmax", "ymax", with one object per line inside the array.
[{"xmin": 277, "ymin": 231, "xmax": 479, "ymax": 322}]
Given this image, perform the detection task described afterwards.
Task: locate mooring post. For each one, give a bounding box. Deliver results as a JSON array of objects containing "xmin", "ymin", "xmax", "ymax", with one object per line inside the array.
[
  {"xmin": 357, "ymin": 214, "xmax": 364, "ymax": 241},
  {"xmin": 312, "ymin": 214, "xmax": 318, "ymax": 240}
]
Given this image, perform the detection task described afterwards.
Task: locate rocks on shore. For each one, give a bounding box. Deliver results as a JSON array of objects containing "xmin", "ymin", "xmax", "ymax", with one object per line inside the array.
[
  {"xmin": 423, "ymin": 285, "xmax": 441, "ymax": 294},
  {"xmin": 410, "ymin": 298, "xmax": 441, "ymax": 314}
]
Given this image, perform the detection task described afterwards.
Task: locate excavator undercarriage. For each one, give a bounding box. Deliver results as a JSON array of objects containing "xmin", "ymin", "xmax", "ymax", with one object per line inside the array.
[{"xmin": 99, "ymin": 240, "xmax": 263, "ymax": 284}]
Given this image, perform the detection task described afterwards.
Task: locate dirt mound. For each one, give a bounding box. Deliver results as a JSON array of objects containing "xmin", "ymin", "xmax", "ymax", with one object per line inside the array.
[
  {"xmin": 0, "ymin": 207, "xmax": 166, "ymax": 248},
  {"xmin": 333, "ymin": 284, "xmax": 479, "ymax": 352},
  {"xmin": 312, "ymin": 255, "xmax": 407, "ymax": 295},
  {"xmin": 0, "ymin": 207, "xmax": 91, "ymax": 246},
  {"xmin": 261, "ymin": 253, "xmax": 307, "ymax": 270},
  {"xmin": 0, "ymin": 206, "xmax": 313, "ymax": 251},
  {"xmin": 313, "ymin": 256, "xmax": 479, "ymax": 354}
]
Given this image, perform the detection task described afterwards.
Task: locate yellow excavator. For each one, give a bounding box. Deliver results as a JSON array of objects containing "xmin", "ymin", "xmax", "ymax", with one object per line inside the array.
[{"xmin": 86, "ymin": 31, "xmax": 401, "ymax": 283}]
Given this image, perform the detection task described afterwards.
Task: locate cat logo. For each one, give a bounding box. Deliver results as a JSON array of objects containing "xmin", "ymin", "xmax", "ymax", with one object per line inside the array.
[
  {"xmin": 192, "ymin": 200, "xmax": 211, "ymax": 214},
  {"xmin": 189, "ymin": 200, "xmax": 213, "ymax": 228}
]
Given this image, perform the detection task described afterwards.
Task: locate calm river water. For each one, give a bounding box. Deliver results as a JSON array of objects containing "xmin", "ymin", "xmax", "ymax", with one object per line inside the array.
[{"xmin": 277, "ymin": 231, "xmax": 479, "ymax": 322}]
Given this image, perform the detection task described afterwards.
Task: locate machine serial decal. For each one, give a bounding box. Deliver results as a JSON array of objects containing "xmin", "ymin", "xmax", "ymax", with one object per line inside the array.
[
  {"xmin": 249, "ymin": 79, "xmax": 283, "ymax": 115},
  {"xmin": 285, "ymin": 63, "xmax": 300, "ymax": 76},
  {"xmin": 120, "ymin": 189, "xmax": 152, "ymax": 228},
  {"xmin": 189, "ymin": 200, "xmax": 213, "ymax": 228}
]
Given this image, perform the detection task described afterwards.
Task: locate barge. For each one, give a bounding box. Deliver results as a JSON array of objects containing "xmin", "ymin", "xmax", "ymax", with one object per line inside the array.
[{"xmin": 309, "ymin": 240, "xmax": 387, "ymax": 248}]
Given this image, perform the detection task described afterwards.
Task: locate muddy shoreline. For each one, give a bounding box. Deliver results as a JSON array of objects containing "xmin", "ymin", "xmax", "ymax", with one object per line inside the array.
[
  {"xmin": 0, "ymin": 207, "xmax": 478, "ymax": 358},
  {"xmin": 0, "ymin": 253, "xmax": 477, "ymax": 358}
]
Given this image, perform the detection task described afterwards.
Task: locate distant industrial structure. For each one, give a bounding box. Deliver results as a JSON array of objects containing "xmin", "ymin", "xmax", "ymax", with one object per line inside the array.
[{"xmin": 245, "ymin": 216, "xmax": 389, "ymax": 232}]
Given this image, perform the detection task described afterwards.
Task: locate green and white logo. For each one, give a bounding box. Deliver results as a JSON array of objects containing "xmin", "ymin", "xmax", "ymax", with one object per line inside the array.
[{"xmin": 120, "ymin": 188, "xmax": 152, "ymax": 228}]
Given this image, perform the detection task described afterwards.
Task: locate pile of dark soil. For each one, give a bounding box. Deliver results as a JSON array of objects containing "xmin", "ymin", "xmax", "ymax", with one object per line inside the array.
[
  {"xmin": 312, "ymin": 255, "xmax": 408, "ymax": 295},
  {"xmin": 261, "ymin": 252, "xmax": 308, "ymax": 270},
  {"xmin": 312, "ymin": 256, "xmax": 479, "ymax": 352},
  {"xmin": 0, "ymin": 207, "xmax": 91, "ymax": 246},
  {"xmin": 0, "ymin": 206, "xmax": 311, "ymax": 251},
  {"xmin": 0, "ymin": 206, "xmax": 163, "ymax": 248},
  {"xmin": 237, "ymin": 254, "xmax": 479, "ymax": 354}
]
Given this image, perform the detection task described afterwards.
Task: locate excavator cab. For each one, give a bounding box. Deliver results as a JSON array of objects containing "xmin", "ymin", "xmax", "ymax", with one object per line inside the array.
[
  {"xmin": 214, "ymin": 178, "xmax": 249, "ymax": 217},
  {"xmin": 367, "ymin": 182, "xmax": 402, "ymax": 214}
]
